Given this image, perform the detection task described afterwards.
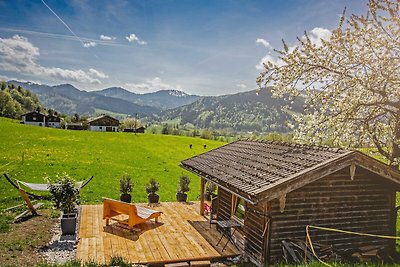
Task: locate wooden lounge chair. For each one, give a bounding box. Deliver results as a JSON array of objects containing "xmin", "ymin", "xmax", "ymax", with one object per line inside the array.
[
  {"xmin": 14, "ymin": 187, "xmax": 44, "ymax": 222},
  {"xmin": 103, "ymin": 198, "xmax": 162, "ymax": 231}
]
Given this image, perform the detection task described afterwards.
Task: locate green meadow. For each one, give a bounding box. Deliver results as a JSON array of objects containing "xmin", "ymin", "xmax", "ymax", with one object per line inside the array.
[{"xmin": 0, "ymin": 117, "xmax": 224, "ymax": 209}]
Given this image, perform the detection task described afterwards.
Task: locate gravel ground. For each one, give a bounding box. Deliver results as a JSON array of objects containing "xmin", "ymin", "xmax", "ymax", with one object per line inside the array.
[{"xmin": 40, "ymin": 208, "xmax": 80, "ymax": 264}]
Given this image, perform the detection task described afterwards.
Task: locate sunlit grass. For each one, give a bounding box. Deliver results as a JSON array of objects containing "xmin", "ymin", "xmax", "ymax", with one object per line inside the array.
[{"xmin": 0, "ymin": 117, "xmax": 223, "ymax": 209}]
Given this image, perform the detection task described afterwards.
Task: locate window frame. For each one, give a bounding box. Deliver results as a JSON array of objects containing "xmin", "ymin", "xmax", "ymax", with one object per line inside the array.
[{"xmin": 231, "ymin": 195, "xmax": 246, "ymax": 224}]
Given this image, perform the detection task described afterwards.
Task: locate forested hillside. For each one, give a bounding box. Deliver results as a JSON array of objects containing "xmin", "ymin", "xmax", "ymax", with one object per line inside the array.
[
  {"xmin": 158, "ymin": 88, "xmax": 304, "ymax": 133},
  {"xmin": 0, "ymin": 81, "xmax": 42, "ymax": 119}
]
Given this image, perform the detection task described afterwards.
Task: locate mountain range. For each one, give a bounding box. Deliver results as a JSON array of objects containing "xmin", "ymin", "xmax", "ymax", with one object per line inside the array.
[
  {"xmin": 96, "ymin": 87, "xmax": 199, "ymax": 110},
  {"xmin": 8, "ymin": 81, "xmax": 199, "ymax": 117},
  {"xmin": 7, "ymin": 80, "xmax": 303, "ymax": 133}
]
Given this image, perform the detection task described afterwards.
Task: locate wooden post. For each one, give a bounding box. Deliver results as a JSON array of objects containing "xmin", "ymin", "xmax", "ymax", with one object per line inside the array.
[{"xmin": 200, "ymin": 178, "xmax": 205, "ymax": 215}]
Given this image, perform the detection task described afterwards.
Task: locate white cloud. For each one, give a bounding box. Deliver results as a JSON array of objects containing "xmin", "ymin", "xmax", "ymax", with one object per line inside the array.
[
  {"xmin": 88, "ymin": 68, "xmax": 108, "ymax": 79},
  {"xmin": 256, "ymin": 53, "xmax": 286, "ymax": 70},
  {"xmin": 236, "ymin": 83, "xmax": 247, "ymax": 89},
  {"xmin": 125, "ymin": 77, "xmax": 182, "ymax": 93},
  {"xmin": 0, "ymin": 35, "xmax": 107, "ymax": 84},
  {"xmin": 125, "ymin": 33, "xmax": 147, "ymax": 45},
  {"xmin": 303, "ymin": 27, "xmax": 331, "ymax": 47},
  {"xmin": 255, "ymin": 27, "xmax": 332, "ymax": 71},
  {"xmin": 83, "ymin": 41, "xmax": 97, "ymax": 48},
  {"xmin": 100, "ymin": 34, "xmax": 116, "ymax": 41},
  {"xmin": 256, "ymin": 38, "xmax": 273, "ymax": 50}
]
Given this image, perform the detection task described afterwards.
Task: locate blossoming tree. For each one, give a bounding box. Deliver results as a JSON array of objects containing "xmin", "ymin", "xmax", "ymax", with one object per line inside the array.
[{"xmin": 257, "ymin": 0, "xmax": 400, "ymax": 168}]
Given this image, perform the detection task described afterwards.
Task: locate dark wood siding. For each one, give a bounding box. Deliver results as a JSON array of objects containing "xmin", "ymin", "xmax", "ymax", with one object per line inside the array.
[
  {"xmin": 244, "ymin": 203, "xmax": 266, "ymax": 265},
  {"xmin": 217, "ymin": 188, "xmax": 232, "ymax": 221},
  {"xmin": 267, "ymin": 167, "xmax": 397, "ymax": 263}
]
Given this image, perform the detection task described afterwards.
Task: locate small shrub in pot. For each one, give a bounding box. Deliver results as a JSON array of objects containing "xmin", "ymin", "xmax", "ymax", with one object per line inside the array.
[
  {"xmin": 48, "ymin": 174, "xmax": 80, "ymax": 235},
  {"xmin": 146, "ymin": 178, "xmax": 159, "ymax": 204},
  {"xmin": 120, "ymin": 175, "xmax": 133, "ymax": 203},
  {"xmin": 176, "ymin": 175, "xmax": 190, "ymax": 202}
]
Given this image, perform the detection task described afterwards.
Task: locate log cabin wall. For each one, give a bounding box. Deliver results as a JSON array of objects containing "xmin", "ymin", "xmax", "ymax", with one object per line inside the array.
[{"xmin": 267, "ymin": 167, "xmax": 397, "ymax": 263}]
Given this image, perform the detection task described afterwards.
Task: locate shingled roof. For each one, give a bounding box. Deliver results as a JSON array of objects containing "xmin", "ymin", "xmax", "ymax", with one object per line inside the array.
[{"xmin": 181, "ymin": 140, "xmax": 400, "ymax": 204}]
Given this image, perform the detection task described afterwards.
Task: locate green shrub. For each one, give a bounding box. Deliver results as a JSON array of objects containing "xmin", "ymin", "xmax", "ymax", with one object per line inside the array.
[
  {"xmin": 48, "ymin": 174, "xmax": 80, "ymax": 213},
  {"xmin": 177, "ymin": 174, "xmax": 190, "ymax": 194},
  {"xmin": 145, "ymin": 178, "xmax": 159, "ymax": 195},
  {"xmin": 119, "ymin": 175, "xmax": 133, "ymax": 194}
]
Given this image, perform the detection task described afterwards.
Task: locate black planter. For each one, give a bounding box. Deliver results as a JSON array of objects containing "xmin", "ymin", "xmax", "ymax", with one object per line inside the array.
[
  {"xmin": 61, "ymin": 213, "xmax": 77, "ymax": 235},
  {"xmin": 176, "ymin": 192, "xmax": 187, "ymax": 202},
  {"xmin": 120, "ymin": 193, "xmax": 132, "ymax": 203},
  {"xmin": 204, "ymin": 192, "xmax": 211, "ymax": 201},
  {"xmin": 148, "ymin": 193, "xmax": 159, "ymax": 204}
]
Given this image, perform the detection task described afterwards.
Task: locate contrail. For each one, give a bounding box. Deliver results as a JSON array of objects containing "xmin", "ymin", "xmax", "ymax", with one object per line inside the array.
[
  {"xmin": 40, "ymin": 0, "xmax": 99, "ymax": 58},
  {"xmin": 0, "ymin": 27, "xmax": 131, "ymax": 48}
]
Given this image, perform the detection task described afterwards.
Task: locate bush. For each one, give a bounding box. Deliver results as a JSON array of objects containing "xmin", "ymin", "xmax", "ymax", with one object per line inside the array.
[
  {"xmin": 145, "ymin": 178, "xmax": 159, "ymax": 195},
  {"xmin": 177, "ymin": 175, "xmax": 190, "ymax": 194},
  {"xmin": 48, "ymin": 174, "xmax": 80, "ymax": 214},
  {"xmin": 119, "ymin": 175, "xmax": 133, "ymax": 194}
]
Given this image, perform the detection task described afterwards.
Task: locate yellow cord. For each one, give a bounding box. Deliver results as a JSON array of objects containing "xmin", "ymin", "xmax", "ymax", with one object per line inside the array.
[{"xmin": 305, "ymin": 225, "xmax": 400, "ymax": 267}]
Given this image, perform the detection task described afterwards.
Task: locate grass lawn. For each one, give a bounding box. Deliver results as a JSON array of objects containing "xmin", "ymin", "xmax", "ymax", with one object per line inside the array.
[{"xmin": 0, "ymin": 117, "xmax": 224, "ymax": 209}]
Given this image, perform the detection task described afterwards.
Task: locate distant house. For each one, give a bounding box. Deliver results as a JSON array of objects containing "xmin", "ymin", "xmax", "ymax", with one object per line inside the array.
[
  {"xmin": 88, "ymin": 115, "xmax": 119, "ymax": 132},
  {"xmin": 65, "ymin": 122, "xmax": 84, "ymax": 130},
  {"xmin": 123, "ymin": 126, "xmax": 145, "ymax": 133},
  {"xmin": 135, "ymin": 126, "xmax": 145, "ymax": 133},
  {"xmin": 21, "ymin": 111, "xmax": 46, "ymax": 127},
  {"xmin": 181, "ymin": 140, "xmax": 400, "ymax": 266},
  {"xmin": 47, "ymin": 115, "xmax": 62, "ymax": 128},
  {"xmin": 21, "ymin": 111, "xmax": 62, "ymax": 128}
]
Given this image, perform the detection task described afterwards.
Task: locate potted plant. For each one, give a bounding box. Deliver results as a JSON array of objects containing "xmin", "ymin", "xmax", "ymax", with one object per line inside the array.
[
  {"xmin": 146, "ymin": 178, "xmax": 159, "ymax": 204},
  {"xmin": 48, "ymin": 174, "xmax": 80, "ymax": 235},
  {"xmin": 204, "ymin": 181, "xmax": 217, "ymax": 201},
  {"xmin": 176, "ymin": 175, "xmax": 190, "ymax": 202},
  {"xmin": 119, "ymin": 175, "xmax": 133, "ymax": 203}
]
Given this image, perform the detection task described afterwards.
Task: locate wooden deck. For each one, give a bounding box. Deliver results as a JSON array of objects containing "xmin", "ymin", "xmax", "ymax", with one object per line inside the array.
[{"xmin": 77, "ymin": 202, "xmax": 240, "ymax": 265}]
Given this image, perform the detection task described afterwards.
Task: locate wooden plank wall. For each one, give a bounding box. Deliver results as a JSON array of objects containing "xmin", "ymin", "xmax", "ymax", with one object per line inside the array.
[
  {"xmin": 217, "ymin": 188, "xmax": 232, "ymax": 221},
  {"xmin": 267, "ymin": 167, "xmax": 397, "ymax": 263},
  {"xmin": 244, "ymin": 203, "xmax": 266, "ymax": 266}
]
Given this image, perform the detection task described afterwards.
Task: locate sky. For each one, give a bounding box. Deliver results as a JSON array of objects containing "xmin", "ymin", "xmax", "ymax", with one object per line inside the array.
[{"xmin": 0, "ymin": 0, "xmax": 368, "ymax": 96}]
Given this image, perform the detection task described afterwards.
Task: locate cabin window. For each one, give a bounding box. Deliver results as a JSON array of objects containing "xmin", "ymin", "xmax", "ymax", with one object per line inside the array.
[
  {"xmin": 33, "ymin": 117, "xmax": 36, "ymax": 121},
  {"xmin": 232, "ymin": 196, "xmax": 246, "ymax": 222},
  {"xmin": 99, "ymin": 126, "xmax": 102, "ymax": 129}
]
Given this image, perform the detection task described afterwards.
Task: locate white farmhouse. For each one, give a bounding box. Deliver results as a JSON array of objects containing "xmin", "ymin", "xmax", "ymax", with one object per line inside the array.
[{"xmin": 88, "ymin": 115, "xmax": 119, "ymax": 132}]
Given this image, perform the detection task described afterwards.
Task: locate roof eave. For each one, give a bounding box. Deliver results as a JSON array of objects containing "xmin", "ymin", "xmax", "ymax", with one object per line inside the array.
[{"xmin": 180, "ymin": 163, "xmax": 258, "ymax": 205}]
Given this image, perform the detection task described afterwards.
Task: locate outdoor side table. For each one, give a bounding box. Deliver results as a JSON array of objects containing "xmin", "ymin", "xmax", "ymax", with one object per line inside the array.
[{"xmin": 216, "ymin": 219, "xmax": 241, "ymax": 251}]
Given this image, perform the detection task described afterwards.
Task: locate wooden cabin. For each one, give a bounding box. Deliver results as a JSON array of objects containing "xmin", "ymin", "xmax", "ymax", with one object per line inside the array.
[
  {"xmin": 88, "ymin": 115, "xmax": 119, "ymax": 132},
  {"xmin": 181, "ymin": 140, "xmax": 400, "ymax": 266}
]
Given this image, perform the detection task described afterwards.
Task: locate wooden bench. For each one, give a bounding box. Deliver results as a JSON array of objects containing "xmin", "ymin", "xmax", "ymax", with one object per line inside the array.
[{"xmin": 102, "ymin": 198, "xmax": 162, "ymax": 231}]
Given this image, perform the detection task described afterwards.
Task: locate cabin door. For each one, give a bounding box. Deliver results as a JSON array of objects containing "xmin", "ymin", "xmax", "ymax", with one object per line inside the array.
[{"xmin": 106, "ymin": 126, "xmax": 112, "ymax": 132}]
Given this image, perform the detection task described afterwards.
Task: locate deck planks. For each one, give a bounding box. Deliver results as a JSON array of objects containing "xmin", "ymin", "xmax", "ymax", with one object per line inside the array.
[{"xmin": 77, "ymin": 202, "xmax": 239, "ymax": 265}]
